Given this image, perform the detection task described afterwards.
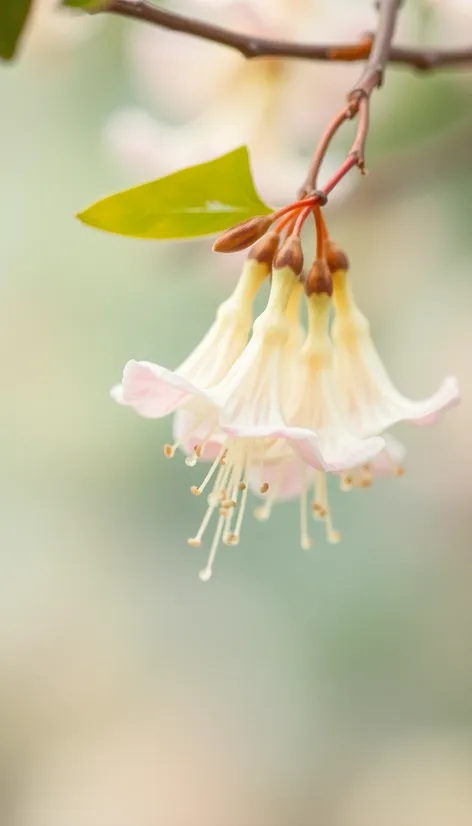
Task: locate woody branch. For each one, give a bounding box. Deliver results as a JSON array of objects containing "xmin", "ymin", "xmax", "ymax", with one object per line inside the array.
[{"xmin": 102, "ymin": 0, "xmax": 472, "ymax": 71}]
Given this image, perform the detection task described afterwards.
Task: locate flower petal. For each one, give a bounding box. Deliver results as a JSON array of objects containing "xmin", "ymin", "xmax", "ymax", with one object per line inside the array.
[
  {"xmin": 370, "ymin": 434, "xmax": 406, "ymax": 477},
  {"xmin": 290, "ymin": 431, "xmax": 385, "ymax": 472},
  {"xmin": 118, "ymin": 359, "xmax": 205, "ymax": 418},
  {"xmin": 173, "ymin": 403, "xmax": 224, "ymax": 460},
  {"xmin": 248, "ymin": 457, "xmax": 306, "ymax": 502},
  {"xmin": 406, "ymin": 375, "xmax": 460, "ymax": 426}
]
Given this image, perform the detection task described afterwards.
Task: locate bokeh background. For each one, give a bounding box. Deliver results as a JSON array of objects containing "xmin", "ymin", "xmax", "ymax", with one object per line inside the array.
[{"xmin": 1, "ymin": 0, "xmax": 472, "ymax": 823}]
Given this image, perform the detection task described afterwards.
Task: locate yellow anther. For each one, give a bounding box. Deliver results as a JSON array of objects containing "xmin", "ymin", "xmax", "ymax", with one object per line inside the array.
[{"xmin": 312, "ymin": 503, "xmax": 327, "ymax": 519}]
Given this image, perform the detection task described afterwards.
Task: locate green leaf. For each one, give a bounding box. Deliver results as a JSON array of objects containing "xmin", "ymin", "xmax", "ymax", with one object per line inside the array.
[
  {"xmin": 0, "ymin": 0, "xmax": 33, "ymax": 60},
  {"xmin": 77, "ymin": 147, "xmax": 272, "ymax": 240},
  {"xmin": 62, "ymin": 0, "xmax": 104, "ymax": 9}
]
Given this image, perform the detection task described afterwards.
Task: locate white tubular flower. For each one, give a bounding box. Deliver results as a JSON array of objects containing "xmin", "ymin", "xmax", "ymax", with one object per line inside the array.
[
  {"xmin": 111, "ymin": 255, "xmax": 269, "ymax": 445},
  {"xmin": 331, "ymin": 268, "xmax": 460, "ymax": 437},
  {"xmin": 284, "ymin": 286, "xmax": 386, "ymax": 472},
  {"xmin": 185, "ymin": 261, "xmax": 313, "ymax": 576},
  {"xmin": 187, "ymin": 260, "xmax": 384, "ymax": 570}
]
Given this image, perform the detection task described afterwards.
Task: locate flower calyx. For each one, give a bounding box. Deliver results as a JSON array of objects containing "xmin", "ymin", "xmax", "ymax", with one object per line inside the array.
[
  {"xmin": 325, "ymin": 240, "xmax": 350, "ymax": 275},
  {"xmin": 273, "ymin": 236, "xmax": 304, "ymax": 276},
  {"xmin": 247, "ymin": 230, "xmax": 280, "ymax": 267},
  {"xmin": 304, "ymin": 259, "xmax": 333, "ymax": 297}
]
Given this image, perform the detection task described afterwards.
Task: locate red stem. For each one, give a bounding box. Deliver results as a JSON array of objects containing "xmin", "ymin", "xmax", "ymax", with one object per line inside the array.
[
  {"xmin": 292, "ymin": 206, "xmax": 313, "ymax": 237},
  {"xmin": 323, "ymin": 156, "xmax": 358, "ymax": 195},
  {"xmin": 272, "ymin": 197, "xmax": 318, "ymax": 221},
  {"xmin": 313, "ymin": 205, "xmax": 325, "ymax": 259}
]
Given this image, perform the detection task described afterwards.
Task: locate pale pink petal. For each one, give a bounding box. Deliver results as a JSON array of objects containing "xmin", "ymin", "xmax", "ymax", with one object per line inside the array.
[
  {"xmin": 248, "ymin": 457, "xmax": 305, "ymax": 502},
  {"xmin": 370, "ymin": 434, "xmax": 406, "ymax": 478},
  {"xmin": 290, "ymin": 432, "xmax": 386, "ymax": 473},
  {"xmin": 117, "ymin": 360, "xmax": 204, "ymax": 419},
  {"xmin": 333, "ymin": 300, "xmax": 461, "ymax": 436},
  {"xmin": 408, "ymin": 376, "xmax": 460, "ymax": 426},
  {"xmin": 172, "ymin": 404, "xmax": 224, "ymax": 461},
  {"xmin": 220, "ymin": 418, "xmax": 385, "ymax": 473}
]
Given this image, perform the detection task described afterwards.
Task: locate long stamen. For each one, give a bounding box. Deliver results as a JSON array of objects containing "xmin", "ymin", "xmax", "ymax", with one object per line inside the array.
[
  {"xmin": 209, "ymin": 459, "xmax": 233, "ymax": 507},
  {"xmin": 188, "ymin": 453, "xmax": 230, "ymax": 546},
  {"xmin": 300, "ymin": 465, "xmax": 313, "ymax": 550},
  {"xmin": 190, "ymin": 445, "xmax": 227, "ymax": 497},
  {"xmin": 228, "ymin": 442, "xmax": 254, "ymax": 545},
  {"xmin": 223, "ymin": 454, "xmax": 244, "ymax": 544},
  {"xmin": 313, "ymin": 470, "xmax": 340, "ymax": 544},
  {"xmin": 199, "ymin": 515, "xmax": 225, "ymax": 582},
  {"xmin": 312, "ymin": 470, "xmax": 327, "ymax": 520},
  {"xmin": 324, "ymin": 505, "xmax": 341, "ymax": 544},
  {"xmin": 229, "ymin": 482, "xmax": 249, "ymax": 546},
  {"xmin": 188, "ymin": 503, "xmax": 216, "ymax": 547}
]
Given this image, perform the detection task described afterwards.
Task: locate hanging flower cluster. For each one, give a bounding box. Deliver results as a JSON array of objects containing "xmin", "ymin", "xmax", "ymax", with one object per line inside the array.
[{"xmin": 112, "ymin": 200, "xmax": 460, "ymax": 580}]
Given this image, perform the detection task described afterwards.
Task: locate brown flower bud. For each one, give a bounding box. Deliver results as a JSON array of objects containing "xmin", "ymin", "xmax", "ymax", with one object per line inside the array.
[
  {"xmin": 247, "ymin": 230, "xmax": 280, "ymax": 266},
  {"xmin": 304, "ymin": 259, "xmax": 333, "ymax": 297},
  {"xmin": 325, "ymin": 240, "xmax": 349, "ymax": 274},
  {"xmin": 273, "ymin": 236, "xmax": 304, "ymax": 275},
  {"xmin": 212, "ymin": 215, "xmax": 273, "ymax": 254}
]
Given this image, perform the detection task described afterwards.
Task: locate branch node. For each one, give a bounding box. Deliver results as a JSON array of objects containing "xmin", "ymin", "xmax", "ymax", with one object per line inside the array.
[{"xmin": 304, "ymin": 189, "xmax": 328, "ymax": 206}]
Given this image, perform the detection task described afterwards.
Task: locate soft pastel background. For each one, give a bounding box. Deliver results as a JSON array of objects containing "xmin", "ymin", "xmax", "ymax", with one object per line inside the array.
[{"xmin": 1, "ymin": 0, "xmax": 472, "ymax": 824}]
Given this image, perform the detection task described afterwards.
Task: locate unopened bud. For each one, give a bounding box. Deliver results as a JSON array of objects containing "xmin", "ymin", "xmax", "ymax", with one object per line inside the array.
[
  {"xmin": 273, "ymin": 236, "xmax": 304, "ymax": 275},
  {"xmin": 212, "ymin": 215, "xmax": 273, "ymax": 253},
  {"xmin": 247, "ymin": 231, "xmax": 280, "ymax": 266},
  {"xmin": 325, "ymin": 240, "xmax": 349, "ymax": 274},
  {"xmin": 304, "ymin": 260, "xmax": 333, "ymax": 297}
]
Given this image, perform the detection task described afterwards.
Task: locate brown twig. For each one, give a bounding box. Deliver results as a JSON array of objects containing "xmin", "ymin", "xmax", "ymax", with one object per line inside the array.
[
  {"xmin": 348, "ymin": 95, "xmax": 370, "ymax": 172},
  {"xmin": 350, "ymin": 0, "xmax": 401, "ymax": 100},
  {"xmin": 301, "ymin": 0, "xmax": 401, "ymax": 196},
  {"xmin": 101, "ymin": 1, "xmax": 472, "ymax": 71},
  {"xmin": 297, "ymin": 106, "xmax": 353, "ymax": 198},
  {"xmin": 345, "ymin": 0, "xmax": 401, "ymax": 172}
]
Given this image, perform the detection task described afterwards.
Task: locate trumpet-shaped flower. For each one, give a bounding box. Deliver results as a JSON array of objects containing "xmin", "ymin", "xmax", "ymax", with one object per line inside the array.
[
  {"xmin": 331, "ymin": 269, "xmax": 460, "ymax": 437},
  {"xmin": 111, "ymin": 257, "xmax": 268, "ymax": 425},
  {"xmin": 284, "ymin": 291, "xmax": 386, "ymax": 471},
  {"xmin": 185, "ymin": 267, "xmax": 387, "ymax": 573},
  {"xmin": 113, "ymin": 263, "xmax": 387, "ymax": 578}
]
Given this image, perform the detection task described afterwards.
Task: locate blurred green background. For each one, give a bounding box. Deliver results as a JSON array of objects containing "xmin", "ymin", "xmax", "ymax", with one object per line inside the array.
[{"xmin": 1, "ymin": 1, "xmax": 472, "ymax": 824}]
